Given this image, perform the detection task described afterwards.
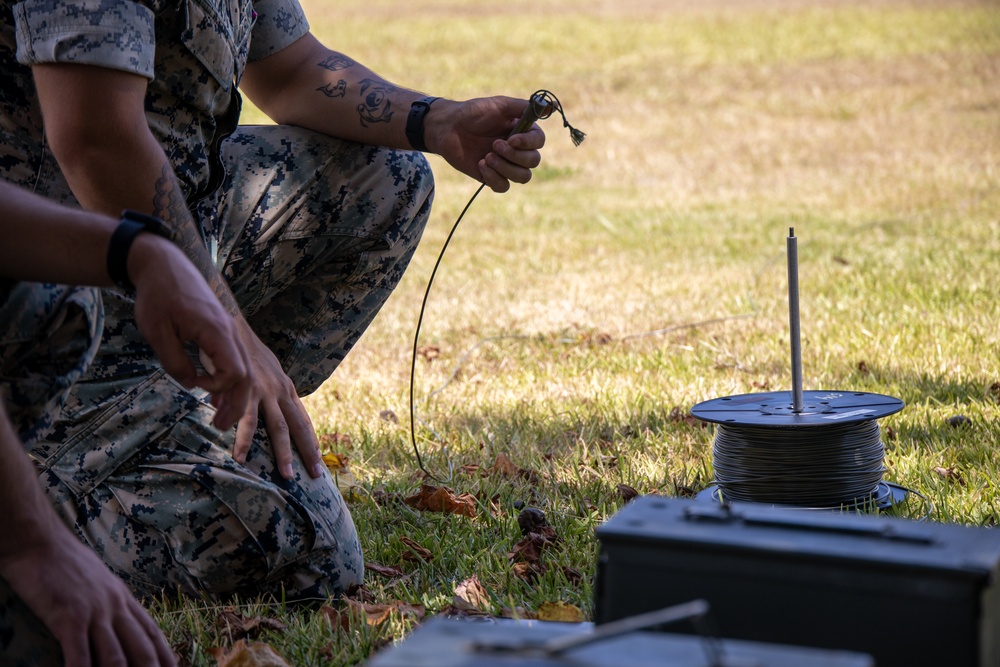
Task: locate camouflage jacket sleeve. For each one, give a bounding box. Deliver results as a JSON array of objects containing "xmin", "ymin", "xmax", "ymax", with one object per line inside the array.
[
  {"xmin": 12, "ymin": 0, "xmax": 155, "ymax": 79},
  {"xmin": 248, "ymin": 0, "xmax": 309, "ymax": 62}
]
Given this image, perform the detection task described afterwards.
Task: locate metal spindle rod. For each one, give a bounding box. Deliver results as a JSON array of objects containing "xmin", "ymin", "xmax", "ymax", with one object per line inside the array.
[{"xmin": 787, "ymin": 228, "xmax": 803, "ymax": 413}]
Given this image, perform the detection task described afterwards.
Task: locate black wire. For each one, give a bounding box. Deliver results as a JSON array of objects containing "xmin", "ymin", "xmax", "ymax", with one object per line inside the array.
[
  {"xmin": 409, "ymin": 183, "xmax": 486, "ymax": 482},
  {"xmin": 407, "ymin": 90, "xmax": 584, "ymax": 481},
  {"xmin": 712, "ymin": 420, "xmax": 886, "ymax": 507}
]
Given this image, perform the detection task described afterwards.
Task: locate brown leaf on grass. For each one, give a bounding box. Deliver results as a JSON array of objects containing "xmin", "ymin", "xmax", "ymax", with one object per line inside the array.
[
  {"xmin": 500, "ymin": 606, "xmax": 538, "ymax": 620},
  {"xmin": 511, "ymin": 561, "xmax": 547, "ymax": 583},
  {"xmin": 560, "ymin": 566, "xmax": 585, "ymax": 586},
  {"xmin": 321, "ymin": 599, "xmax": 426, "ymax": 631},
  {"xmin": 537, "ymin": 601, "xmax": 585, "ymax": 623},
  {"xmin": 417, "ymin": 345, "xmax": 440, "ymax": 362},
  {"xmin": 933, "ymin": 466, "xmax": 965, "ymax": 485},
  {"xmin": 399, "ymin": 536, "xmax": 433, "ymax": 563},
  {"xmin": 509, "ymin": 526, "xmax": 560, "ymax": 564},
  {"xmin": 437, "ymin": 604, "xmax": 493, "ymax": 620},
  {"xmin": 318, "ymin": 432, "xmax": 353, "ymax": 450},
  {"xmin": 617, "ymin": 483, "xmax": 639, "ymax": 503},
  {"xmin": 491, "ymin": 453, "xmax": 541, "ymax": 485},
  {"xmin": 668, "ymin": 406, "xmax": 707, "ymax": 429},
  {"xmin": 208, "ymin": 639, "xmax": 292, "ymax": 667},
  {"xmin": 216, "ymin": 610, "xmax": 287, "ymax": 640},
  {"xmin": 321, "ymin": 452, "xmax": 359, "ymax": 497},
  {"xmin": 344, "ymin": 583, "xmax": 377, "ymax": 604},
  {"xmin": 454, "ymin": 575, "xmax": 490, "ymax": 612},
  {"xmin": 365, "ymin": 561, "xmax": 405, "ymax": 578},
  {"xmin": 404, "ymin": 484, "xmax": 477, "ymax": 518},
  {"xmin": 319, "ymin": 605, "xmax": 351, "ymax": 632},
  {"xmin": 457, "ymin": 463, "xmax": 482, "ymax": 476}
]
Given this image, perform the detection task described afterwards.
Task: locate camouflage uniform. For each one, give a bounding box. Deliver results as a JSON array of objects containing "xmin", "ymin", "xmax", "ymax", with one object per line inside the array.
[
  {"xmin": 0, "ymin": 282, "xmax": 101, "ymax": 666},
  {"xmin": 0, "ymin": 0, "xmax": 433, "ymax": 619}
]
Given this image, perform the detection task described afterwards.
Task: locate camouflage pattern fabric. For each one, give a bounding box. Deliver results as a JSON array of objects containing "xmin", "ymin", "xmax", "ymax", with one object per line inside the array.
[
  {"xmin": 0, "ymin": 0, "xmax": 435, "ymax": 613},
  {"xmin": 34, "ymin": 127, "xmax": 432, "ymax": 601},
  {"xmin": 0, "ymin": 281, "xmax": 99, "ymax": 666}
]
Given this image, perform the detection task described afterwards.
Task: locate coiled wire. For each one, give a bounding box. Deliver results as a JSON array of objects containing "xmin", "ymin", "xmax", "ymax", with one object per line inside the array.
[{"xmin": 712, "ymin": 419, "xmax": 886, "ymax": 507}]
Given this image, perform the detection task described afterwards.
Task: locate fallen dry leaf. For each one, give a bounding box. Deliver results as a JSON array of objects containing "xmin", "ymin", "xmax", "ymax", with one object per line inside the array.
[
  {"xmin": 344, "ymin": 583, "xmax": 377, "ymax": 604},
  {"xmin": 208, "ymin": 639, "xmax": 292, "ymax": 667},
  {"xmin": 536, "ymin": 601, "xmax": 585, "ymax": 623},
  {"xmin": 318, "ymin": 432, "xmax": 352, "ymax": 450},
  {"xmin": 492, "ymin": 453, "xmax": 541, "ymax": 484},
  {"xmin": 454, "ymin": 575, "xmax": 490, "ymax": 612},
  {"xmin": 320, "ymin": 605, "xmax": 351, "ymax": 632},
  {"xmin": 560, "ymin": 566, "xmax": 585, "ymax": 586},
  {"xmin": 668, "ymin": 406, "xmax": 708, "ymax": 429},
  {"xmin": 365, "ymin": 561, "xmax": 405, "ymax": 578},
  {"xmin": 399, "ymin": 536, "xmax": 433, "ymax": 563},
  {"xmin": 216, "ymin": 610, "xmax": 287, "ymax": 640},
  {"xmin": 321, "ymin": 599, "xmax": 425, "ymax": 631},
  {"xmin": 509, "ymin": 526, "xmax": 560, "ymax": 564},
  {"xmin": 437, "ymin": 604, "xmax": 492, "ymax": 620},
  {"xmin": 457, "ymin": 463, "xmax": 481, "ymax": 476},
  {"xmin": 404, "ymin": 484, "xmax": 477, "ymax": 518},
  {"xmin": 511, "ymin": 561, "xmax": 547, "ymax": 583},
  {"xmin": 321, "ymin": 452, "xmax": 360, "ymax": 497},
  {"xmin": 933, "ymin": 466, "xmax": 965, "ymax": 485},
  {"xmin": 417, "ymin": 345, "xmax": 440, "ymax": 361},
  {"xmin": 500, "ymin": 606, "xmax": 538, "ymax": 620},
  {"xmin": 617, "ymin": 483, "xmax": 639, "ymax": 503}
]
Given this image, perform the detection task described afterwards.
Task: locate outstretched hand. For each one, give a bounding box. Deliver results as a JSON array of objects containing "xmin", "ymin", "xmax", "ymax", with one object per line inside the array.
[
  {"xmin": 129, "ymin": 235, "xmax": 253, "ymax": 431},
  {"xmin": 0, "ymin": 530, "xmax": 177, "ymax": 667},
  {"xmin": 232, "ymin": 320, "xmax": 325, "ymax": 481},
  {"xmin": 425, "ymin": 96, "xmax": 546, "ymax": 193}
]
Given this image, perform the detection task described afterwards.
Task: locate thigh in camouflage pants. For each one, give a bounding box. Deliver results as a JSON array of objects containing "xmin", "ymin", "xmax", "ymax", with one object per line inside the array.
[{"xmin": 29, "ymin": 125, "xmax": 434, "ymax": 600}]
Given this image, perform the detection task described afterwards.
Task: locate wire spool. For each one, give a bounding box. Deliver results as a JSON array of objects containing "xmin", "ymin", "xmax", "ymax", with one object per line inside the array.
[{"xmin": 691, "ymin": 390, "xmax": 907, "ymax": 510}]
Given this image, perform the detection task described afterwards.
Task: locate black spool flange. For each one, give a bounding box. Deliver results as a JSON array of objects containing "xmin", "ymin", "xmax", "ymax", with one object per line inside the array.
[
  {"xmin": 691, "ymin": 390, "xmax": 906, "ymax": 510},
  {"xmin": 691, "ymin": 390, "xmax": 903, "ymax": 427}
]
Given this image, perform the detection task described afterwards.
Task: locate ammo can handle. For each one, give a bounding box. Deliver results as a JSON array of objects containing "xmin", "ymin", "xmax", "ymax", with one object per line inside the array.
[{"xmin": 683, "ymin": 505, "xmax": 935, "ymax": 545}]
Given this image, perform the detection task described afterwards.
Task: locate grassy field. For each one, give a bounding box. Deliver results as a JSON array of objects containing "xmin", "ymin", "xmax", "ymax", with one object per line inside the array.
[{"xmin": 161, "ymin": 0, "xmax": 1000, "ymax": 663}]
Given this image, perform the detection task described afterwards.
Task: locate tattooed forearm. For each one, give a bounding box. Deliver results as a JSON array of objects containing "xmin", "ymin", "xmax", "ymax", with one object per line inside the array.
[
  {"xmin": 317, "ymin": 80, "xmax": 347, "ymax": 98},
  {"xmin": 317, "ymin": 54, "xmax": 355, "ymax": 72},
  {"xmin": 357, "ymin": 78, "xmax": 395, "ymax": 127},
  {"xmin": 152, "ymin": 162, "xmax": 240, "ymax": 314}
]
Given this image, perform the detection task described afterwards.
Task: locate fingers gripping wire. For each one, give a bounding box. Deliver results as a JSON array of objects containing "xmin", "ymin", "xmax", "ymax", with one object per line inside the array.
[{"xmin": 408, "ymin": 90, "xmax": 585, "ymax": 482}]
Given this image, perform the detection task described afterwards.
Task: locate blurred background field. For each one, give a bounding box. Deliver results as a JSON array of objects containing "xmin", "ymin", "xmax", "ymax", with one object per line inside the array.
[{"xmin": 171, "ymin": 1, "xmax": 1000, "ymax": 663}]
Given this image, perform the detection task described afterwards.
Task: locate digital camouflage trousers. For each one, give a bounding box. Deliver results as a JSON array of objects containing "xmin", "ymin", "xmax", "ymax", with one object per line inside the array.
[{"xmin": 0, "ymin": 126, "xmax": 433, "ymax": 661}]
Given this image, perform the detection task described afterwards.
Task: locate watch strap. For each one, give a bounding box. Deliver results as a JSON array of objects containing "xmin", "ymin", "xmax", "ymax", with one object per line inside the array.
[
  {"xmin": 107, "ymin": 210, "xmax": 173, "ymax": 291},
  {"xmin": 405, "ymin": 96, "xmax": 439, "ymax": 152}
]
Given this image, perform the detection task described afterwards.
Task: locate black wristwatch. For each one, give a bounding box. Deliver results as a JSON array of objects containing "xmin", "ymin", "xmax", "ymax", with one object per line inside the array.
[
  {"xmin": 405, "ymin": 96, "xmax": 439, "ymax": 152},
  {"xmin": 106, "ymin": 210, "xmax": 174, "ymax": 290}
]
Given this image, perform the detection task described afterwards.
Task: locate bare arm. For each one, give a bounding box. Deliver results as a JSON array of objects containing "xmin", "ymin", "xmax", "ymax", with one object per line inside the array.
[
  {"xmin": 240, "ymin": 33, "xmax": 545, "ymax": 193},
  {"xmin": 30, "ymin": 63, "xmax": 324, "ymax": 479},
  {"xmin": 0, "ymin": 181, "xmax": 251, "ymax": 430},
  {"xmin": 0, "ymin": 402, "xmax": 176, "ymax": 666}
]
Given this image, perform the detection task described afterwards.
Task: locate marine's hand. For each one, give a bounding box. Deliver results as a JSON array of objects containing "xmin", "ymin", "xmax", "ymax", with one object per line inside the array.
[
  {"xmin": 425, "ymin": 96, "xmax": 546, "ymax": 193},
  {"xmin": 232, "ymin": 320, "xmax": 325, "ymax": 480},
  {"xmin": 0, "ymin": 529, "xmax": 176, "ymax": 667},
  {"xmin": 129, "ymin": 236, "xmax": 253, "ymax": 431}
]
